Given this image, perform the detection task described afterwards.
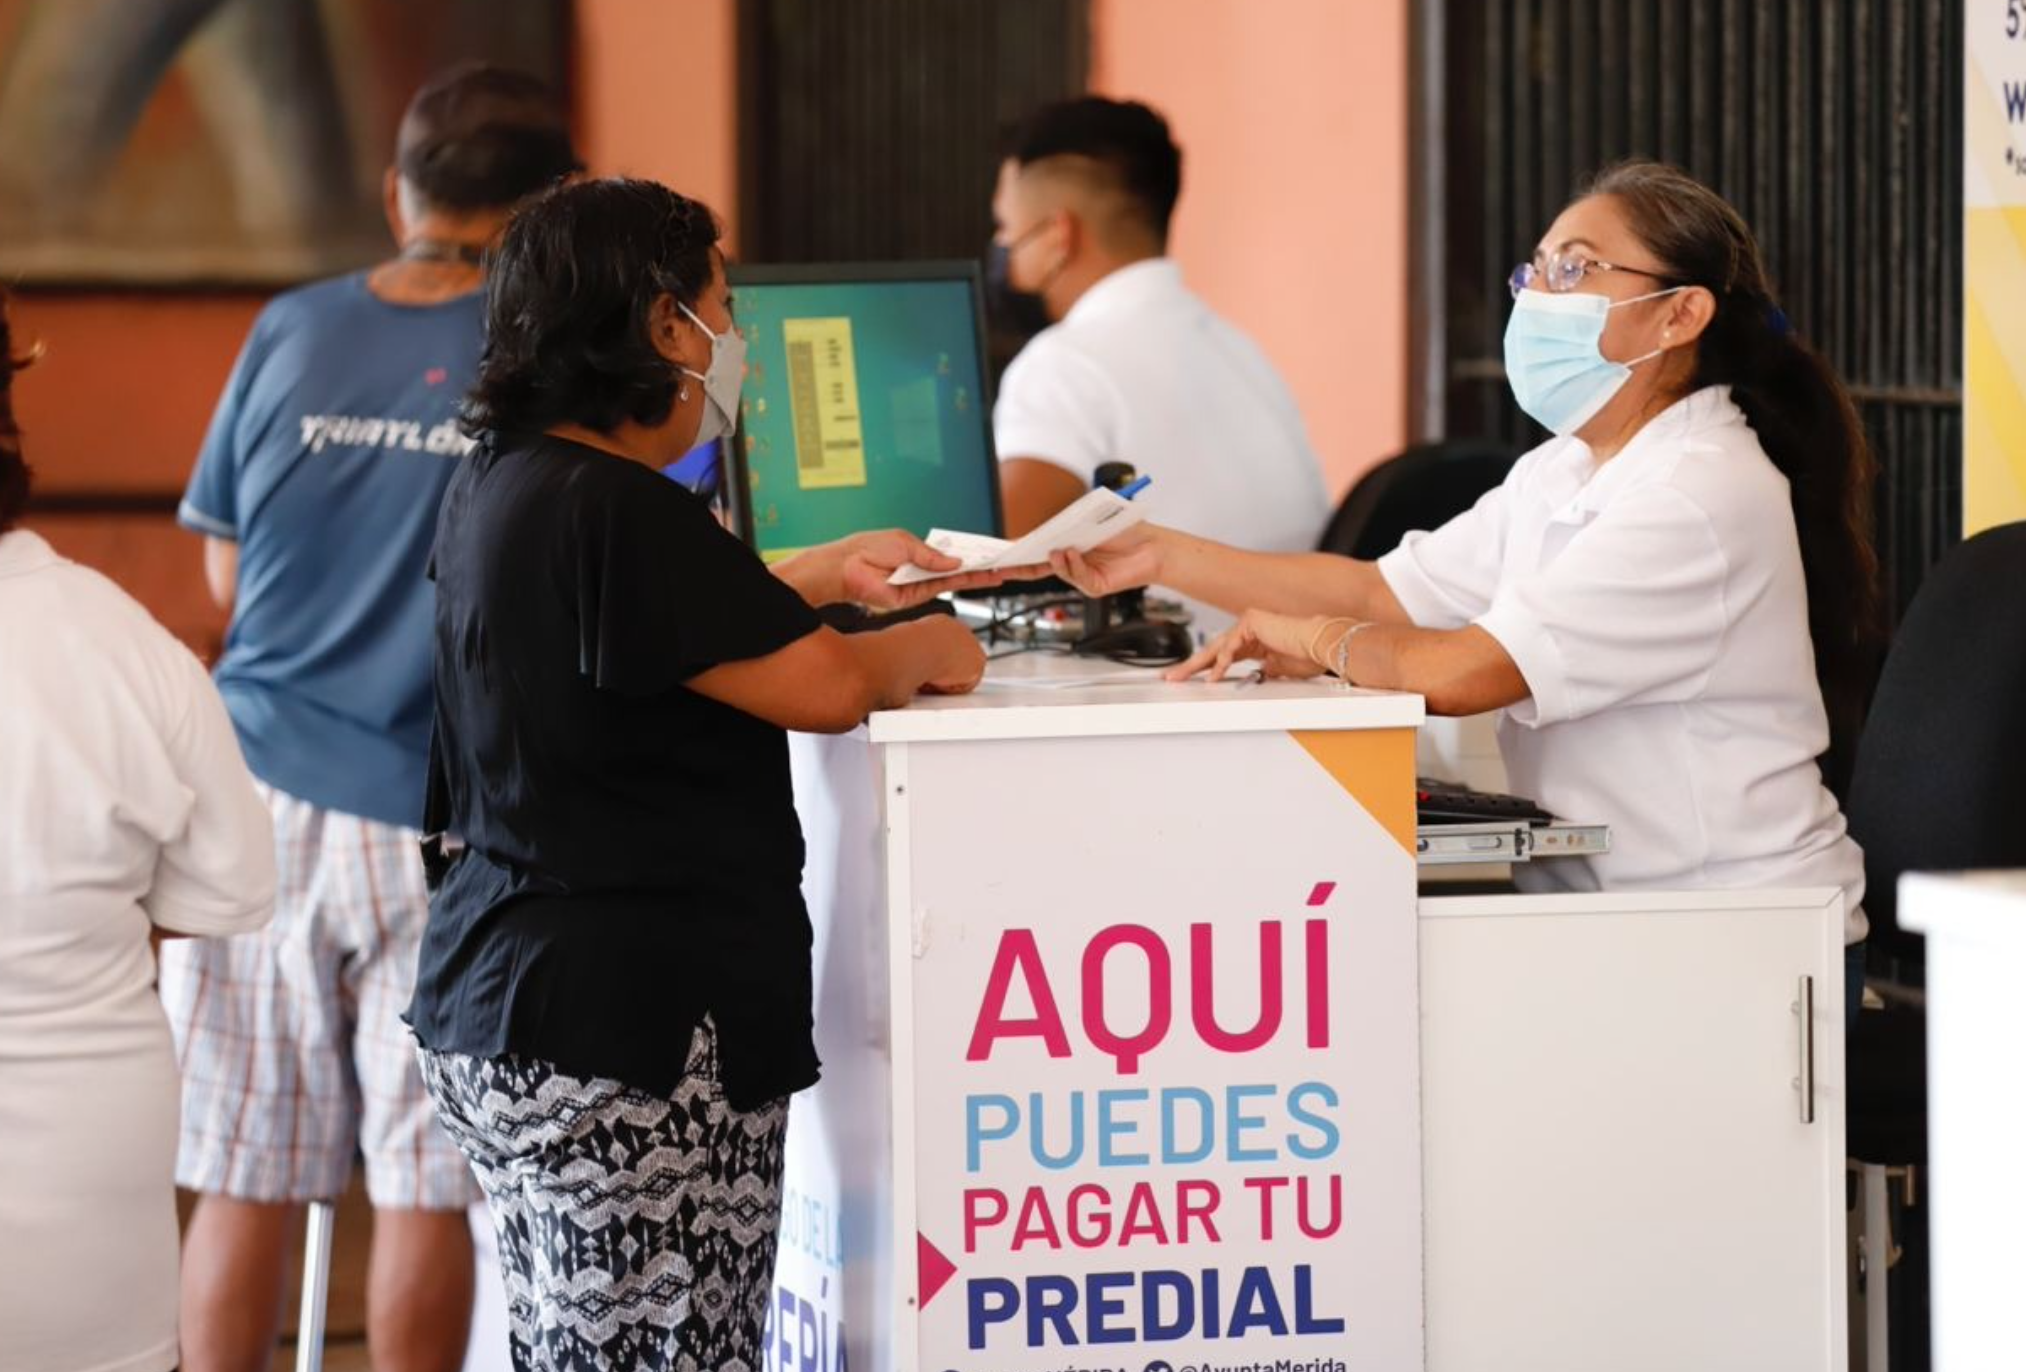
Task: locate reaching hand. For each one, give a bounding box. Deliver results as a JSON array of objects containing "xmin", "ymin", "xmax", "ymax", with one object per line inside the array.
[
  {"xmin": 1048, "ymin": 523, "xmax": 1164, "ymax": 597},
  {"xmin": 1165, "ymin": 609, "xmax": 1332, "ymax": 683},
  {"xmin": 835, "ymin": 530, "xmax": 1017, "ymax": 610}
]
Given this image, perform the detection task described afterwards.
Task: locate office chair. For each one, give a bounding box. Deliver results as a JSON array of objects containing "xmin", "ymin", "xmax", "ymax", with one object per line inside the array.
[
  {"xmin": 1317, "ymin": 438, "xmax": 1518, "ymax": 559},
  {"xmin": 1842, "ymin": 520, "xmax": 2026, "ymax": 1371}
]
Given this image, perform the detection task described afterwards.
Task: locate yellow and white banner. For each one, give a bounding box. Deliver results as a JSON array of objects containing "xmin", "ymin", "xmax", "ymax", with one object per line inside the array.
[{"xmin": 1967, "ymin": 3, "xmax": 2026, "ymax": 532}]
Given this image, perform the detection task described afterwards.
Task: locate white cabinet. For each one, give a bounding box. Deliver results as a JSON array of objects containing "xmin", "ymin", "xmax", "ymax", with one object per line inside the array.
[
  {"xmin": 768, "ymin": 653, "xmax": 1856, "ymax": 1369},
  {"xmin": 1899, "ymin": 871, "xmax": 2026, "ymax": 1372},
  {"xmin": 1419, "ymin": 889, "xmax": 1849, "ymax": 1372}
]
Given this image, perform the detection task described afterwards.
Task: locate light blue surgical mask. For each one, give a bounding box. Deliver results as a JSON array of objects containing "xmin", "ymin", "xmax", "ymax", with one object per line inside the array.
[
  {"xmin": 1502, "ymin": 286, "xmax": 1682, "ymax": 435},
  {"xmin": 678, "ymin": 301, "xmax": 746, "ymax": 447}
]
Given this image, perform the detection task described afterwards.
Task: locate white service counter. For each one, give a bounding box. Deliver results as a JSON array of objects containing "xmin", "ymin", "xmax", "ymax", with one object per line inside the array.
[
  {"xmin": 775, "ymin": 655, "xmax": 1426, "ymax": 1370},
  {"xmin": 764, "ymin": 656, "xmax": 1850, "ymax": 1372}
]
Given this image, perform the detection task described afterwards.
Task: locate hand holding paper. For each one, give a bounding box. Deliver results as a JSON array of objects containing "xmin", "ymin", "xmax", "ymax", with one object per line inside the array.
[
  {"xmin": 827, "ymin": 529, "xmax": 1021, "ymax": 609},
  {"xmin": 887, "ymin": 484, "xmax": 1150, "ymax": 586}
]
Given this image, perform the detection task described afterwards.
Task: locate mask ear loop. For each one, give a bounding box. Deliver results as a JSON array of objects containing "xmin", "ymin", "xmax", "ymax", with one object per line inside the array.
[
  {"xmin": 1610, "ymin": 284, "xmax": 1688, "ymax": 369},
  {"xmin": 676, "ymin": 299, "xmax": 722, "ymax": 342},
  {"xmin": 673, "ymin": 298, "xmax": 715, "ymax": 401},
  {"xmin": 1022, "ymin": 216, "xmax": 1070, "ymax": 296}
]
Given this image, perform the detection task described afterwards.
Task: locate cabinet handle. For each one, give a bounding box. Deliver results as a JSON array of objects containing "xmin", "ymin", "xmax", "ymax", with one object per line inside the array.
[{"xmin": 1792, "ymin": 974, "xmax": 1815, "ymax": 1125}]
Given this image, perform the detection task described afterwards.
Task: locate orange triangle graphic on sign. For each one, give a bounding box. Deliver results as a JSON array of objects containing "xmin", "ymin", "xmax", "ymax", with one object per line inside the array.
[{"xmin": 1290, "ymin": 727, "xmax": 1416, "ymax": 853}]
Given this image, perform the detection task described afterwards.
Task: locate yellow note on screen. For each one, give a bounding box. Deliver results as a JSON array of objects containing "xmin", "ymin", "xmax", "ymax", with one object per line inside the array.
[{"xmin": 783, "ymin": 317, "xmax": 868, "ymax": 490}]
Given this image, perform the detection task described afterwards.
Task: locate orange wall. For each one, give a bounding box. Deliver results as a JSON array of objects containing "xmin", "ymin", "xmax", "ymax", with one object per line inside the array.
[
  {"xmin": 12, "ymin": 294, "xmax": 264, "ymax": 656},
  {"xmin": 13, "ymin": 5, "xmax": 739, "ymax": 652},
  {"xmin": 1089, "ymin": 0, "xmax": 1410, "ymax": 496},
  {"xmin": 574, "ymin": 0, "xmax": 740, "ymax": 238},
  {"xmin": 13, "ymin": 295, "xmax": 265, "ymax": 496}
]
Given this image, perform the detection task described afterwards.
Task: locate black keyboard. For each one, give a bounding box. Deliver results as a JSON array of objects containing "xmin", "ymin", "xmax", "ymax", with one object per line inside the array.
[{"xmin": 1415, "ymin": 777, "xmax": 1554, "ymax": 825}]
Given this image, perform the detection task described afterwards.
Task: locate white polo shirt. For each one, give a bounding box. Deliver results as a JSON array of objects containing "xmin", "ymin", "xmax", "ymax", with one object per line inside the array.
[
  {"xmin": 1378, "ymin": 386, "xmax": 1866, "ymax": 938},
  {"xmin": 994, "ymin": 258, "xmax": 1330, "ymax": 633},
  {"xmin": 0, "ymin": 530, "xmax": 275, "ymax": 1372}
]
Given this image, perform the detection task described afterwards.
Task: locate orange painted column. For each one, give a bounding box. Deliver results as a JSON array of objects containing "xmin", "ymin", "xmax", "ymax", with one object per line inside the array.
[
  {"xmin": 1088, "ymin": 0, "xmax": 1410, "ymax": 497},
  {"xmin": 575, "ymin": 0, "xmax": 740, "ymax": 244}
]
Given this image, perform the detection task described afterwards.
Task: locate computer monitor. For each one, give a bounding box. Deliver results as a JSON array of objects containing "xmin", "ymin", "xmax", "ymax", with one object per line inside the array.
[{"xmin": 725, "ymin": 261, "xmax": 1002, "ymax": 562}]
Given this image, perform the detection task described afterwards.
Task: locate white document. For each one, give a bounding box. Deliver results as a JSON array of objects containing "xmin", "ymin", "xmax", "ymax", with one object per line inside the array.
[
  {"xmin": 972, "ymin": 658, "xmax": 1260, "ymax": 691},
  {"xmin": 887, "ymin": 486, "xmax": 1146, "ymax": 585},
  {"xmin": 972, "ymin": 665, "xmax": 1169, "ymax": 691}
]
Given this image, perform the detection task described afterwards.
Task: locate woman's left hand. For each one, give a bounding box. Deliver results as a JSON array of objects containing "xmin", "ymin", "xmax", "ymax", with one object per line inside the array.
[{"xmin": 1166, "ymin": 609, "xmax": 1332, "ymax": 683}]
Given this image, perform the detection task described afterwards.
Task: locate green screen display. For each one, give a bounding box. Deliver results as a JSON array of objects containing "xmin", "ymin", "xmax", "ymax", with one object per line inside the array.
[{"xmin": 731, "ymin": 274, "xmax": 999, "ymax": 560}]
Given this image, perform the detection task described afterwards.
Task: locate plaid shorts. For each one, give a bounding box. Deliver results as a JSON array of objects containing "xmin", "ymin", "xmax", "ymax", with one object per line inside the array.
[{"xmin": 157, "ymin": 784, "xmax": 482, "ymax": 1209}]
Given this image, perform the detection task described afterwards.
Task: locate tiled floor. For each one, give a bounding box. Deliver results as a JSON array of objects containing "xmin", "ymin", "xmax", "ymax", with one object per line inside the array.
[{"xmin": 273, "ymin": 1335, "xmax": 372, "ymax": 1372}]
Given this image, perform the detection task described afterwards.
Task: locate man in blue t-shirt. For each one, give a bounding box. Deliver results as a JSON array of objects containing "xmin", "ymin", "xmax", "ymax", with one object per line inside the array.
[{"xmin": 160, "ymin": 65, "xmax": 579, "ymax": 1372}]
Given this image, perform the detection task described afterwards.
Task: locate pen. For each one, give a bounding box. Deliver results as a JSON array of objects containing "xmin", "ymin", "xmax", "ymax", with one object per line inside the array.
[{"xmin": 1115, "ymin": 475, "xmax": 1152, "ymax": 500}]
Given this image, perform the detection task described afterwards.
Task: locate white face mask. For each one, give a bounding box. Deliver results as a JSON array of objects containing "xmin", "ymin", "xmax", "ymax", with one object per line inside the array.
[
  {"xmin": 678, "ymin": 301, "xmax": 745, "ymax": 446},
  {"xmin": 1502, "ymin": 285, "xmax": 1683, "ymax": 435}
]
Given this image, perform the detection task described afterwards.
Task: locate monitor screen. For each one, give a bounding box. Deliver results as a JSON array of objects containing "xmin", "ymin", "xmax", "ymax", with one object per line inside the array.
[{"xmin": 727, "ymin": 262, "xmax": 1002, "ymax": 562}]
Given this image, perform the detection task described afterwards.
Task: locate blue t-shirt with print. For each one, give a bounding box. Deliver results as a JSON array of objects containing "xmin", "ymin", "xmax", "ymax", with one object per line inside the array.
[{"xmin": 180, "ymin": 273, "xmax": 483, "ymax": 830}]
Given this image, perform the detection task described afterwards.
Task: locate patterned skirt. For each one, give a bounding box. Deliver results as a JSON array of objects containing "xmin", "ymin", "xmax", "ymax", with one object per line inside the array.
[{"xmin": 418, "ymin": 1020, "xmax": 789, "ymax": 1372}]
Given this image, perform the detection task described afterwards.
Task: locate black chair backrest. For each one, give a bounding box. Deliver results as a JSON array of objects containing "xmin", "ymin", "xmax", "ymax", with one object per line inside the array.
[
  {"xmin": 1320, "ymin": 439, "xmax": 1518, "ymax": 559},
  {"xmin": 1844, "ymin": 521, "xmax": 2026, "ymax": 962}
]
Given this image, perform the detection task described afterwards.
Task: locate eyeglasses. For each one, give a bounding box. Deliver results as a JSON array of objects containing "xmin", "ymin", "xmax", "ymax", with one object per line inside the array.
[{"xmin": 1508, "ymin": 251, "xmax": 1684, "ymax": 299}]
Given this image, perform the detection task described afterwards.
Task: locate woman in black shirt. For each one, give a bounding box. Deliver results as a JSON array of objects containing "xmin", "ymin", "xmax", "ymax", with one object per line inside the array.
[{"xmin": 408, "ymin": 179, "xmax": 996, "ymax": 1371}]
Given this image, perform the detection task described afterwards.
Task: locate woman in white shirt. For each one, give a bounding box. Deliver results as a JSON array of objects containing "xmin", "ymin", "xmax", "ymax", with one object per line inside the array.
[
  {"xmin": 1052, "ymin": 162, "xmax": 1878, "ymax": 1019},
  {"xmin": 0, "ymin": 297, "xmax": 277, "ymax": 1372}
]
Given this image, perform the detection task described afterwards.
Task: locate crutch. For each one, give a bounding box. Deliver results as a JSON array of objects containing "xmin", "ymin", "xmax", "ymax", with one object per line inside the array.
[{"xmin": 294, "ymin": 1197, "xmax": 337, "ymax": 1372}]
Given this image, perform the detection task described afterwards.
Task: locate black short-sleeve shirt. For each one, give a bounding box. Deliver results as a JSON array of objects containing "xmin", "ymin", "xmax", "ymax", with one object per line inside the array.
[{"xmin": 407, "ymin": 431, "xmax": 825, "ymax": 1108}]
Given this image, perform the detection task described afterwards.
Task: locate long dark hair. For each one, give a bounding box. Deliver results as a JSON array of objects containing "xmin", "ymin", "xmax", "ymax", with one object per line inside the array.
[
  {"xmin": 0, "ymin": 291, "xmax": 33, "ymax": 535},
  {"xmin": 1586, "ymin": 160, "xmax": 1883, "ymax": 740},
  {"xmin": 463, "ymin": 178, "xmax": 721, "ymax": 437}
]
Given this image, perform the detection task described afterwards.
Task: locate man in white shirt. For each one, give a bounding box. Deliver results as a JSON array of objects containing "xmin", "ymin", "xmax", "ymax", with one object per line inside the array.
[{"xmin": 989, "ymin": 97, "xmax": 1328, "ymax": 630}]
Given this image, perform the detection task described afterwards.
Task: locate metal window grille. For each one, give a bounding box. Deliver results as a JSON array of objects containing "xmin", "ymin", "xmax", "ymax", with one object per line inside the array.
[{"xmin": 1417, "ymin": 0, "xmax": 1964, "ymax": 622}]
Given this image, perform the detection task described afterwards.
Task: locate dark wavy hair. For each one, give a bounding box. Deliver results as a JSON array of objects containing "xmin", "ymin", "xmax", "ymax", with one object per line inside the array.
[
  {"xmin": 0, "ymin": 292, "xmax": 33, "ymax": 535},
  {"xmin": 463, "ymin": 178, "xmax": 721, "ymax": 437},
  {"xmin": 1585, "ymin": 160, "xmax": 1884, "ymax": 741}
]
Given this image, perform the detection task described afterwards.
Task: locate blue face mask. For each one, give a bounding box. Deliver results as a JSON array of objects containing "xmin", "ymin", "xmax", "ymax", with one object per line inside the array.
[{"xmin": 1502, "ymin": 286, "xmax": 1682, "ymax": 435}]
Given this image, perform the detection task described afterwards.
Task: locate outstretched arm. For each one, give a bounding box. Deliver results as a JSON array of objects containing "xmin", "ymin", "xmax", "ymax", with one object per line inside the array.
[{"xmin": 1051, "ymin": 524, "xmax": 1413, "ymax": 624}]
